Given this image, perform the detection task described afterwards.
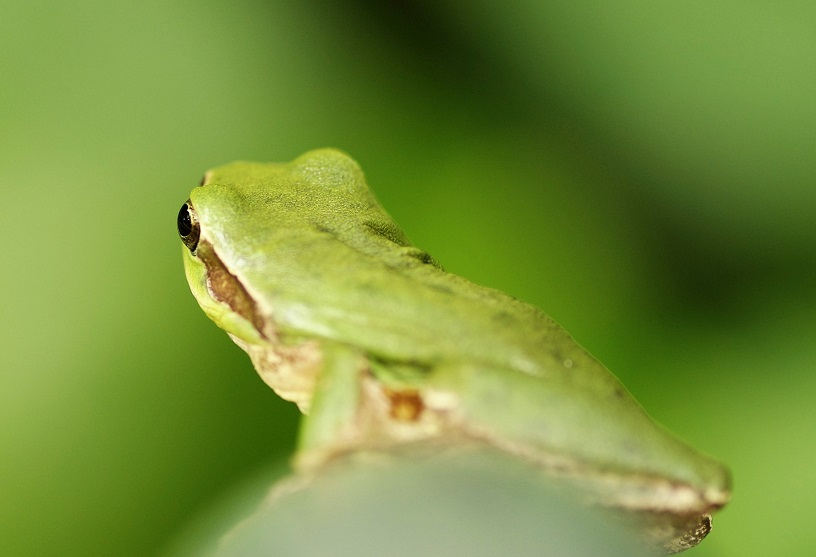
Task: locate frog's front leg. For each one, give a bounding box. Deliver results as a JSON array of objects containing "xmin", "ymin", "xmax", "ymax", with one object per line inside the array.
[{"xmin": 294, "ymin": 342, "xmax": 367, "ymax": 469}]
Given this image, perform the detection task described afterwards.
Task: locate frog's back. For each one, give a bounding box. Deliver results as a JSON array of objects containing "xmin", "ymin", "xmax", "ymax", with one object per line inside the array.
[
  {"xmin": 244, "ymin": 216, "xmax": 607, "ymax": 392},
  {"xmin": 207, "ymin": 149, "xmax": 616, "ymax": 387}
]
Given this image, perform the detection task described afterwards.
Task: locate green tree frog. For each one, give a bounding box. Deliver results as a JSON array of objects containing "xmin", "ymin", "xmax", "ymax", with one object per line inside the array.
[{"xmin": 177, "ymin": 149, "xmax": 729, "ymax": 554}]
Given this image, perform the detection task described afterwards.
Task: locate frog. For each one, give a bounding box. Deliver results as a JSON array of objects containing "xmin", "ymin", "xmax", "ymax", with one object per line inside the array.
[{"xmin": 177, "ymin": 148, "xmax": 730, "ymax": 553}]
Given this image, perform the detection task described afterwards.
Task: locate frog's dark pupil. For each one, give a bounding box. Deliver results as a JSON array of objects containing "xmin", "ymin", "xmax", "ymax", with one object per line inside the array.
[{"xmin": 177, "ymin": 204, "xmax": 192, "ymax": 237}]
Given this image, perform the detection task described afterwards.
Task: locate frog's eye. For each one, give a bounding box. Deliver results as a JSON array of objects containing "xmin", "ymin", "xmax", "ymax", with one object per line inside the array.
[{"xmin": 177, "ymin": 201, "xmax": 200, "ymax": 252}]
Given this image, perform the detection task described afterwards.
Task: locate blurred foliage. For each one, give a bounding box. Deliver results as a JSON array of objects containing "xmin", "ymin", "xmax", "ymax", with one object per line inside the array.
[{"xmin": 1, "ymin": 1, "xmax": 814, "ymax": 555}]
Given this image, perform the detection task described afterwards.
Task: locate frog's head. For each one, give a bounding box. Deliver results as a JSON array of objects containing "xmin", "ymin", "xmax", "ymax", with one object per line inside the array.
[
  {"xmin": 180, "ymin": 148, "xmax": 410, "ymax": 259},
  {"xmin": 176, "ymin": 149, "xmax": 405, "ymax": 410}
]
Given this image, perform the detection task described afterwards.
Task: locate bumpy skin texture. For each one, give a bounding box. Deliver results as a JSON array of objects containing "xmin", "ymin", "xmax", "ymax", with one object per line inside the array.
[{"xmin": 179, "ymin": 149, "xmax": 729, "ymax": 553}]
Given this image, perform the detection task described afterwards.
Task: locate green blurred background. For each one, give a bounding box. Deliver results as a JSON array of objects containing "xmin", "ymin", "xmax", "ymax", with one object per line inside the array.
[{"xmin": 2, "ymin": 1, "xmax": 814, "ymax": 555}]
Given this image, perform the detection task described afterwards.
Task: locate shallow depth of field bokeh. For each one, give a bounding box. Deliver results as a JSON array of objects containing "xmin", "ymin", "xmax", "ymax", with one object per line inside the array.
[{"xmin": 2, "ymin": 2, "xmax": 814, "ymax": 555}]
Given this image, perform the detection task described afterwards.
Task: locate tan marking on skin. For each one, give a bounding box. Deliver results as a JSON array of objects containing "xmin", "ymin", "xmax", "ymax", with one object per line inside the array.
[
  {"xmin": 196, "ymin": 240, "xmax": 268, "ymax": 337},
  {"xmin": 349, "ymin": 378, "xmax": 452, "ymax": 446},
  {"xmin": 384, "ymin": 389, "xmax": 425, "ymax": 421}
]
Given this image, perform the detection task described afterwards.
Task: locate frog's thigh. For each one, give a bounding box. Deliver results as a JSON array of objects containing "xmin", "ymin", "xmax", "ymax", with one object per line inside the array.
[
  {"xmin": 422, "ymin": 362, "xmax": 560, "ymax": 453},
  {"xmin": 424, "ymin": 362, "xmax": 532, "ymax": 421}
]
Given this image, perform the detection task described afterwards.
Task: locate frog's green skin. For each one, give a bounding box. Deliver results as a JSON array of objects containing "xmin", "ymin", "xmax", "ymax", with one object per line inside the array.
[{"xmin": 178, "ymin": 149, "xmax": 729, "ymax": 553}]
